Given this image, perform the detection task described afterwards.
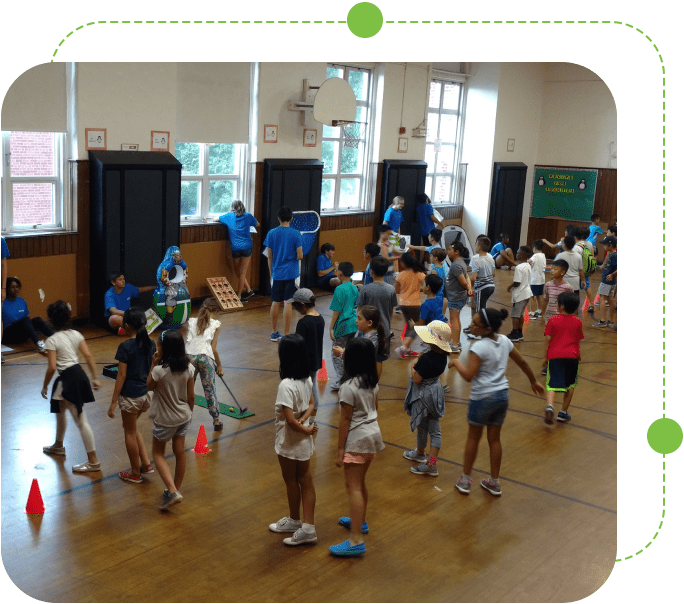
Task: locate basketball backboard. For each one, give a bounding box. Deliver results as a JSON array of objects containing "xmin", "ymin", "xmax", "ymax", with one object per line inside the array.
[{"xmin": 313, "ymin": 77, "xmax": 357, "ymax": 127}]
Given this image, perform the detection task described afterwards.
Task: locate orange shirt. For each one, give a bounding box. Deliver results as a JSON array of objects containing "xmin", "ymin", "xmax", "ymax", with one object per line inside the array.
[{"xmin": 395, "ymin": 270, "xmax": 426, "ymax": 307}]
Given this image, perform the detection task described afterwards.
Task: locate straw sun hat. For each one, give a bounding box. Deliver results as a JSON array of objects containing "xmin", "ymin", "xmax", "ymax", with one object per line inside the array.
[{"xmin": 415, "ymin": 320, "xmax": 452, "ymax": 353}]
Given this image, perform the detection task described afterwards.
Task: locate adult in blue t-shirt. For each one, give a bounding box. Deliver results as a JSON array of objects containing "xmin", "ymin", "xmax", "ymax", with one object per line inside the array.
[
  {"xmin": 263, "ymin": 206, "xmax": 304, "ymax": 342},
  {"xmin": 2, "ymin": 277, "xmax": 54, "ymax": 352},
  {"xmin": 104, "ymin": 271, "xmax": 154, "ymax": 332},
  {"xmin": 383, "ymin": 196, "xmax": 405, "ymax": 233},
  {"xmin": 217, "ymin": 200, "xmax": 260, "ymax": 301}
]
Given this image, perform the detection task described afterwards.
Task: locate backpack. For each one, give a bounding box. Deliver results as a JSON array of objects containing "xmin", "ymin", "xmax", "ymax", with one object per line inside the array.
[{"xmin": 580, "ymin": 243, "xmax": 597, "ymax": 276}]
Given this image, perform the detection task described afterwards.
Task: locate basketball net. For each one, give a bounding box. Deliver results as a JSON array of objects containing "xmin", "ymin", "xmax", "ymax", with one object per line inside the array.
[{"xmin": 291, "ymin": 211, "xmax": 321, "ymax": 255}]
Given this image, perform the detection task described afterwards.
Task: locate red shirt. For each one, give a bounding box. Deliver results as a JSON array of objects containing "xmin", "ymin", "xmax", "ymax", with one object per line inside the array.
[{"xmin": 544, "ymin": 314, "xmax": 584, "ymax": 360}]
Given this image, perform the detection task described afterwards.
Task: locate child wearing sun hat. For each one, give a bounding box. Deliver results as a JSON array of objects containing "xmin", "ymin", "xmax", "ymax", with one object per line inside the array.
[{"xmin": 402, "ymin": 320, "xmax": 451, "ymax": 477}]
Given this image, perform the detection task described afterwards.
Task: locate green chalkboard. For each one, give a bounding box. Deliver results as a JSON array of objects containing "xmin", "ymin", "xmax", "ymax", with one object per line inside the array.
[{"xmin": 530, "ymin": 167, "xmax": 598, "ymax": 221}]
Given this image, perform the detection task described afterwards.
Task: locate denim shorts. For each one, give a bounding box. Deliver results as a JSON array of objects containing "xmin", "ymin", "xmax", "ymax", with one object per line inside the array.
[
  {"xmin": 467, "ymin": 389, "xmax": 509, "ymax": 426},
  {"xmin": 447, "ymin": 298, "xmax": 467, "ymax": 311},
  {"xmin": 231, "ymin": 247, "xmax": 253, "ymax": 258},
  {"xmin": 152, "ymin": 420, "xmax": 191, "ymax": 443},
  {"xmin": 271, "ymin": 278, "xmax": 297, "ymax": 303}
]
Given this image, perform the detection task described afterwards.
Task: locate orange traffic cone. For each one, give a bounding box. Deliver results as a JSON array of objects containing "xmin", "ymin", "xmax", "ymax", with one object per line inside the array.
[
  {"xmin": 192, "ymin": 425, "xmax": 211, "ymax": 454},
  {"xmin": 25, "ymin": 478, "xmax": 45, "ymax": 515},
  {"xmin": 524, "ymin": 307, "xmax": 530, "ymax": 323},
  {"xmin": 317, "ymin": 359, "xmax": 328, "ymax": 381}
]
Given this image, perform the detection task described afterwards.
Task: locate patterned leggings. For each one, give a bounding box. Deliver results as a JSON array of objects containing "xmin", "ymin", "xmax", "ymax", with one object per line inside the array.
[{"xmin": 188, "ymin": 354, "xmax": 219, "ymax": 420}]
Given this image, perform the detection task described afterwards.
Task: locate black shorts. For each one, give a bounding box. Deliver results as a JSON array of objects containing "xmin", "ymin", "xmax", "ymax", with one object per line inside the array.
[
  {"xmin": 271, "ymin": 279, "xmax": 297, "ymax": 303},
  {"xmin": 546, "ymin": 358, "xmax": 579, "ymax": 392},
  {"xmin": 231, "ymin": 248, "xmax": 253, "ymax": 258}
]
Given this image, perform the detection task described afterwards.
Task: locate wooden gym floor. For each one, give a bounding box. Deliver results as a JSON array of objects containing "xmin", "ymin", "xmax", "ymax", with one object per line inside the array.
[{"xmin": 0, "ymin": 269, "xmax": 616, "ymax": 603}]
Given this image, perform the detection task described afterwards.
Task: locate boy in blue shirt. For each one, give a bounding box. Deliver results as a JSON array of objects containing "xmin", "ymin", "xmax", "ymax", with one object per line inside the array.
[
  {"xmin": 491, "ymin": 233, "xmax": 518, "ymax": 269},
  {"xmin": 592, "ymin": 236, "xmax": 617, "ymax": 329},
  {"xmin": 329, "ymin": 261, "xmax": 357, "ymax": 390},
  {"xmin": 419, "ymin": 274, "xmax": 447, "ymax": 325},
  {"xmin": 317, "ymin": 243, "xmax": 340, "ymax": 290},
  {"xmin": 105, "ymin": 272, "xmax": 154, "ymax": 334},
  {"xmin": 587, "ymin": 214, "xmax": 604, "ymax": 252},
  {"xmin": 264, "ymin": 206, "xmax": 304, "ymax": 342}
]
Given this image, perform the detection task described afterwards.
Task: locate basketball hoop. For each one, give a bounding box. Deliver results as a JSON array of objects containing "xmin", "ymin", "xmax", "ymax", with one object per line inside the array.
[{"xmin": 338, "ymin": 121, "xmax": 366, "ymax": 149}]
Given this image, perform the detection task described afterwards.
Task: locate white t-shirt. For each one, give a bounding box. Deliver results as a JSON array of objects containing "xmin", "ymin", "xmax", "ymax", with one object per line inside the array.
[
  {"xmin": 274, "ymin": 377, "xmax": 315, "ymax": 461},
  {"xmin": 555, "ymin": 250, "xmax": 582, "ymax": 291},
  {"xmin": 339, "ymin": 378, "xmax": 384, "ymax": 454},
  {"xmin": 185, "ymin": 317, "xmax": 221, "ymax": 359},
  {"xmin": 511, "ymin": 262, "xmax": 533, "ymax": 303},
  {"xmin": 469, "ymin": 334, "xmax": 515, "ymax": 398},
  {"xmin": 149, "ymin": 365, "xmax": 194, "ymax": 427},
  {"xmin": 44, "ymin": 330, "xmax": 84, "ymax": 371},
  {"xmin": 529, "ymin": 252, "xmax": 547, "ymax": 286}
]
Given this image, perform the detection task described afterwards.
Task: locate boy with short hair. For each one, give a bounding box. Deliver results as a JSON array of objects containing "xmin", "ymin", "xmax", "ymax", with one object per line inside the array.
[
  {"xmin": 506, "ymin": 246, "xmax": 533, "ymax": 342},
  {"xmin": 575, "ymin": 226, "xmax": 597, "ymax": 314},
  {"xmin": 528, "ymin": 240, "xmax": 547, "ymax": 319},
  {"xmin": 542, "ymin": 291, "xmax": 584, "ymax": 423},
  {"xmin": 317, "ymin": 243, "xmax": 340, "ymax": 290},
  {"xmin": 356, "ymin": 256, "xmax": 397, "ymax": 350},
  {"xmin": 419, "ymin": 274, "xmax": 447, "ymax": 325},
  {"xmin": 361, "ymin": 242, "xmax": 381, "ymax": 286},
  {"xmin": 408, "ymin": 228, "xmax": 442, "ymax": 269},
  {"xmin": 555, "ymin": 235, "xmax": 585, "ymax": 296},
  {"xmin": 540, "ymin": 259, "xmax": 573, "ymax": 325},
  {"xmin": 592, "ymin": 236, "xmax": 617, "ymax": 328},
  {"xmin": 469, "ymin": 236, "xmax": 496, "ymax": 315},
  {"xmin": 104, "ymin": 272, "xmax": 154, "ymax": 334},
  {"xmin": 587, "ymin": 214, "xmax": 604, "ymax": 252},
  {"xmin": 491, "ymin": 233, "xmax": 518, "ymax": 269},
  {"xmin": 329, "ymin": 261, "xmax": 358, "ymax": 390}
]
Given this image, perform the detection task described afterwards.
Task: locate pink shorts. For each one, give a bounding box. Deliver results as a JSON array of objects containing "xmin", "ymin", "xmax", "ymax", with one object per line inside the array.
[{"xmin": 343, "ymin": 452, "xmax": 375, "ymax": 464}]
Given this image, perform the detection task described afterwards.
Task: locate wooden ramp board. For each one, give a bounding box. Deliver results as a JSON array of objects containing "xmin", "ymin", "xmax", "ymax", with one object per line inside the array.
[
  {"xmin": 206, "ymin": 277, "xmax": 242, "ymax": 310},
  {"xmin": 194, "ymin": 394, "xmax": 255, "ymax": 419}
]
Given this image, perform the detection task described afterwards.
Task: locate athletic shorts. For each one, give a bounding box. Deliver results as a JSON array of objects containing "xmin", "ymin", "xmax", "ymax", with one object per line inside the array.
[
  {"xmin": 152, "ymin": 420, "xmax": 191, "ymax": 443},
  {"xmin": 447, "ymin": 298, "xmax": 468, "ymax": 311},
  {"xmin": 511, "ymin": 298, "xmax": 529, "ymax": 318},
  {"xmin": 271, "ymin": 278, "xmax": 297, "ymax": 303},
  {"xmin": 530, "ymin": 284, "xmax": 544, "ymax": 297},
  {"xmin": 467, "ymin": 389, "xmax": 509, "ymax": 426},
  {"xmin": 546, "ymin": 358, "xmax": 580, "ymax": 392},
  {"xmin": 597, "ymin": 282, "xmax": 617, "ymax": 297},
  {"xmin": 118, "ymin": 392, "xmax": 151, "ymax": 414},
  {"xmin": 343, "ymin": 452, "xmax": 375, "ymax": 464},
  {"xmin": 231, "ymin": 247, "xmax": 252, "ymax": 258},
  {"xmin": 584, "ymin": 276, "xmax": 591, "ymax": 290}
]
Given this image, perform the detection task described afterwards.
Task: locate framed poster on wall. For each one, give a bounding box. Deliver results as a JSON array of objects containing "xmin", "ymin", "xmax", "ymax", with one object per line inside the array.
[
  {"xmin": 530, "ymin": 166, "xmax": 598, "ymax": 221},
  {"xmin": 151, "ymin": 131, "xmax": 170, "ymax": 151},
  {"xmin": 85, "ymin": 128, "xmax": 107, "ymax": 150}
]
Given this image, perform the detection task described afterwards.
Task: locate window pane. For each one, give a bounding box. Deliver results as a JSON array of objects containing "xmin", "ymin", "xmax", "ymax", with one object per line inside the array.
[
  {"xmin": 209, "ymin": 180, "xmax": 235, "ymax": 214},
  {"xmin": 355, "ymin": 105, "xmax": 368, "ymax": 126},
  {"xmin": 425, "ymin": 176, "xmax": 433, "ymax": 200},
  {"xmin": 176, "ymin": 143, "xmax": 200, "ymax": 175},
  {"xmin": 327, "ymin": 66, "xmax": 343, "ymax": 79},
  {"xmin": 12, "ymin": 182, "xmax": 54, "ymax": 225},
  {"xmin": 10, "ymin": 132, "xmax": 55, "ymax": 177},
  {"xmin": 425, "ymin": 146, "xmax": 435, "ymax": 173},
  {"xmin": 339, "ymin": 178, "xmax": 361, "ymax": 209},
  {"xmin": 439, "ymin": 114, "xmax": 458, "ymax": 143},
  {"xmin": 208, "ymin": 144, "xmax": 236, "ymax": 175},
  {"xmin": 434, "ymin": 176, "xmax": 451, "ymax": 203},
  {"xmin": 321, "ymin": 141, "xmax": 339, "ymax": 174},
  {"xmin": 180, "ymin": 181, "xmax": 201, "ymax": 216},
  {"xmin": 427, "ymin": 113, "xmax": 439, "ymax": 143},
  {"xmin": 429, "ymin": 81, "xmax": 441, "ymax": 109},
  {"xmin": 321, "ymin": 178, "xmax": 335, "ymax": 211},
  {"xmin": 348, "ymin": 70, "xmax": 369, "ymax": 102},
  {"xmin": 443, "ymin": 83, "xmax": 461, "ymax": 110},
  {"xmin": 322, "ymin": 124, "xmax": 341, "ymax": 138},
  {"xmin": 341, "ymin": 142, "xmax": 364, "ymax": 174},
  {"xmin": 435, "ymin": 148, "xmax": 455, "ymax": 175}
]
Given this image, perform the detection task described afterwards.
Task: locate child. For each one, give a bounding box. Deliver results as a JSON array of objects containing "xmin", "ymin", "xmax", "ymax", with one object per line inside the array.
[
  {"xmin": 331, "ymin": 337, "xmax": 383, "ymax": 557},
  {"xmin": 269, "ymin": 334, "xmax": 318, "ymax": 546},
  {"xmin": 528, "ymin": 240, "xmax": 547, "ymax": 319},
  {"xmin": 293, "ymin": 288, "xmax": 325, "ymax": 418},
  {"xmin": 445, "ymin": 241, "xmax": 472, "ymax": 353},
  {"xmin": 419, "ymin": 275, "xmax": 447, "ymax": 325},
  {"xmin": 383, "ymin": 196, "xmax": 405, "ymax": 234},
  {"xmin": 542, "ymin": 225, "xmax": 577, "ymax": 256},
  {"xmin": 491, "ymin": 233, "xmax": 517, "ymax": 269},
  {"xmin": 506, "ymin": 246, "xmax": 533, "ymax": 342},
  {"xmin": 361, "ymin": 242, "xmax": 381, "ymax": 285},
  {"xmin": 540, "ymin": 259, "xmax": 573, "ymax": 324},
  {"xmin": 356, "ymin": 256, "xmax": 397, "ymax": 357},
  {"xmin": 542, "ymin": 292, "xmax": 583, "ymax": 423},
  {"xmin": 378, "ymin": 224, "xmax": 398, "ymax": 280},
  {"xmin": 576, "ymin": 226, "xmax": 597, "ymax": 314},
  {"xmin": 146, "ymin": 330, "xmax": 195, "ymax": 510},
  {"xmin": 264, "ymin": 206, "xmax": 304, "ymax": 342},
  {"xmin": 408, "ymin": 227, "xmax": 442, "ymax": 269},
  {"xmin": 468, "ymin": 236, "xmax": 496, "ymax": 316},
  {"xmin": 402, "ymin": 320, "xmax": 451, "ymax": 476},
  {"xmin": 329, "ymin": 261, "xmax": 358, "ymax": 391},
  {"xmin": 333, "ymin": 305, "xmax": 389, "ymax": 378},
  {"xmin": 108, "ymin": 307, "xmax": 156, "ymax": 483},
  {"xmin": 554, "ymin": 235, "xmax": 584, "ymax": 295},
  {"xmin": 104, "ymin": 271, "xmax": 154, "ymax": 334},
  {"xmin": 317, "ymin": 243, "xmax": 340, "ymax": 290},
  {"xmin": 587, "ymin": 214, "xmax": 604, "ymax": 253},
  {"xmin": 395, "ymin": 251, "xmax": 427, "ymax": 359},
  {"xmin": 185, "ymin": 298, "xmax": 224, "ymax": 431},
  {"xmin": 2, "ymin": 277, "xmax": 54, "ymax": 352},
  {"xmin": 41, "ymin": 300, "xmax": 102, "ymax": 473},
  {"xmin": 452, "ymin": 308, "xmax": 545, "ymax": 495},
  {"xmin": 592, "ymin": 236, "xmax": 617, "ymax": 328}
]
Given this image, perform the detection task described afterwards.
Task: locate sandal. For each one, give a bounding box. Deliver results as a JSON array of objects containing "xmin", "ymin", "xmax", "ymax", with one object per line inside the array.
[
  {"xmin": 119, "ymin": 470, "xmax": 143, "ymax": 484},
  {"xmin": 140, "ymin": 464, "xmax": 155, "ymax": 474}
]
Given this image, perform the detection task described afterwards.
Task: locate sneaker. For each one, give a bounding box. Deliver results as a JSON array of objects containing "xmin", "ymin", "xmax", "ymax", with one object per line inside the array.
[
  {"xmin": 587, "ymin": 305, "xmax": 595, "ymax": 314},
  {"xmin": 410, "ymin": 462, "xmax": 439, "ymax": 476},
  {"xmin": 466, "ymin": 333, "xmax": 480, "ymax": 340},
  {"xmin": 500, "ymin": 265, "xmax": 510, "ymax": 270},
  {"xmin": 269, "ymin": 516, "xmax": 302, "ymax": 533},
  {"xmin": 544, "ymin": 405, "xmax": 554, "ymax": 425},
  {"xmin": 592, "ymin": 321, "xmax": 608, "ymax": 328},
  {"xmin": 529, "ymin": 312, "xmax": 538, "ymax": 320},
  {"xmin": 270, "ymin": 332, "xmax": 282, "ymax": 342},
  {"xmin": 442, "ymin": 384, "xmax": 451, "ymax": 393},
  {"xmin": 329, "ymin": 539, "xmax": 366, "ymax": 557},
  {"xmin": 455, "ymin": 475, "xmax": 472, "ymax": 494},
  {"xmin": 541, "ymin": 367, "xmax": 547, "ymax": 376},
  {"xmin": 403, "ymin": 449, "xmax": 427, "ymax": 463},
  {"xmin": 241, "ymin": 290, "xmax": 255, "ymax": 301},
  {"xmin": 283, "ymin": 528, "xmax": 317, "ymax": 546},
  {"xmin": 606, "ymin": 321, "xmax": 615, "ymax": 328},
  {"xmin": 339, "ymin": 516, "xmax": 369, "ymax": 534},
  {"xmin": 43, "ymin": 445, "xmax": 66, "ymax": 456},
  {"xmin": 213, "ymin": 422, "xmax": 224, "ymax": 431},
  {"xmin": 557, "ymin": 411, "xmax": 572, "ymax": 422},
  {"xmin": 507, "ymin": 331, "xmax": 523, "ymax": 342},
  {"xmin": 140, "ymin": 464, "xmax": 155, "ymax": 474},
  {"xmin": 450, "ymin": 343, "xmax": 462, "ymax": 354},
  {"xmin": 37, "ymin": 340, "xmax": 47, "ymax": 353},
  {"xmin": 463, "ymin": 326, "xmax": 471, "ymax": 333},
  {"xmin": 480, "ymin": 478, "xmax": 502, "ymax": 496},
  {"xmin": 119, "ymin": 470, "xmax": 143, "ymax": 484},
  {"xmin": 404, "ymin": 349, "xmax": 420, "ymax": 358},
  {"xmin": 72, "ymin": 461, "xmax": 101, "ymax": 472},
  {"xmin": 160, "ymin": 489, "xmax": 183, "ymax": 510}
]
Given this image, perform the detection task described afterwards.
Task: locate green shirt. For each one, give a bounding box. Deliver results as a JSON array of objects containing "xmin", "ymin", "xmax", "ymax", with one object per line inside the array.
[{"xmin": 330, "ymin": 281, "xmax": 358, "ymax": 338}]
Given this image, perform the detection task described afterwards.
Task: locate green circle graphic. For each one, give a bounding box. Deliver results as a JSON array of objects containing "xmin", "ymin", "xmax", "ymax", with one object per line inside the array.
[
  {"xmin": 647, "ymin": 418, "xmax": 683, "ymax": 454},
  {"xmin": 347, "ymin": 2, "xmax": 383, "ymax": 38}
]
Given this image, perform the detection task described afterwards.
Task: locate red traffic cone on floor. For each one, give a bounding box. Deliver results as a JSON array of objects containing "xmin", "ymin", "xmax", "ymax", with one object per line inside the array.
[
  {"xmin": 317, "ymin": 359, "xmax": 328, "ymax": 381},
  {"xmin": 524, "ymin": 307, "xmax": 530, "ymax": 323},
  {"xmin": 192, "ymin": 425, "xmax": 211, "ymax": 454},
  {"xmin": 582, "ymin": 296, "xmax": 589, "ymax": 312},
  {"xmin": 25, "ymin": 478, "xmax": 45, "ymax": 515}
]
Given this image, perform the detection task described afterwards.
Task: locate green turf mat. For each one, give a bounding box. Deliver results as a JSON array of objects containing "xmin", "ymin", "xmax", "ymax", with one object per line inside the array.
[{"xmin": 194, "ymin": 395, "xmax": 254, "ymax": 419}]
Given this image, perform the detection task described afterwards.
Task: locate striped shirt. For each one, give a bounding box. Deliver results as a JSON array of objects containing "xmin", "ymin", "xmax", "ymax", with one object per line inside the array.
[
  {"xmin": 470, "ymin": 253, "xmax": 495, "ymax": 292},
  {"xmin": 543, "ymin": 279, "xmax": 574, "ymax": 322}
]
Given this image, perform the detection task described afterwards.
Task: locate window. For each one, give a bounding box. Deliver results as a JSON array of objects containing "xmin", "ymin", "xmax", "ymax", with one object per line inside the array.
[
  {"xmin": 424, "ymin": 79, "xmax": 465, "ymax": 204},
  {"xmin": 1, "ymin": 131, "xmax": 69, "ymax": 233},
  {"xmin": 321, "ymin": 65, "xmax": 372, "ymax": 212},
  {"xmin": 175, "ymin": 142, "xmax": 246, "ymax": 221}
]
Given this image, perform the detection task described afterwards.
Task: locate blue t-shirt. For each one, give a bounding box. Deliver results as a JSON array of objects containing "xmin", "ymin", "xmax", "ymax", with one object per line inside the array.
[
  {"xmin": 433, "ymin": 264, "xmax": 447, "ymax": 302},
  {"xmin": 420, "ymin": 297, "xmax": 447, "ymax": 324},
  {"xmin": 264, "ymin": 226, "xmax": 304, "ymax": 281},
  {"xmin": 2, "ymin": 297, "xmax": 29, "ymax": 327},
  {"xmin": 1, "ymin": 236, "xmax": 9, "ymax": 259},
  {"xmin": 383, "ymin": 207, "xmax": 403, "ymax": 233},
  {"xmin": 588, "ymin": 225, "xmax": 604, "ymax": 248},
  {"xmin": 218, "ymin": 212, "xmax": 258, "ymax": 252},
  {"xmin": 364, "ymin": 262, "xmax": 373, "ymax": 285},
  {"xmin": 601, "ymin": 252, "xmax": 617, "ymax": 285},
  {"xmin": 104, "ymin": 283, "xmax": 140, "ymax": 317},
  {"xmin": 491, "ymin": 242, "xmax": 507, "ymax": 260},
  {"xmin": 416, "ymin": 203, "xmax": 435, "ymax": 236},
  {"xmin": 317, "ymin": 254, "xmax": 333, "ymax": 275}
]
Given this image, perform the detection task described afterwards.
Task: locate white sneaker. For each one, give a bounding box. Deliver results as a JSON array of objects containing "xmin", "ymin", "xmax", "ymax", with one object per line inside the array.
[
  {"xmin": 37, "ymin": 340, "xmax": 47, "ymax": 353},
  {"xmin": 269, "ymin": 516, "xmax": 302, "ymax": 533},
  {"xmin": 283, "ymin": 528, "xmax": 317, "ymax": 546}
]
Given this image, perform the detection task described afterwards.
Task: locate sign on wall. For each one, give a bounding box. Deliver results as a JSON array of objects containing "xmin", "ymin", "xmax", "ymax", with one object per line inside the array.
[{"xmin": 530, "ymin": 166, "xmax": 598, "ymax": 222}]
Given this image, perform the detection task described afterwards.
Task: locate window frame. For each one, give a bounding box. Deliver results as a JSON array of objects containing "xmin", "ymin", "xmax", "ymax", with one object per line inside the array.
[
  {"xmin": 176, "ymin": 142, "xmax": 247, "ymax": 224},
  {"xmin": 321, "ymin": 64, "xmax": 373, "ymax": 214},
  {"xmin": 1, "ymin": 131, "xmax": 70, "ymax": 235}
]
